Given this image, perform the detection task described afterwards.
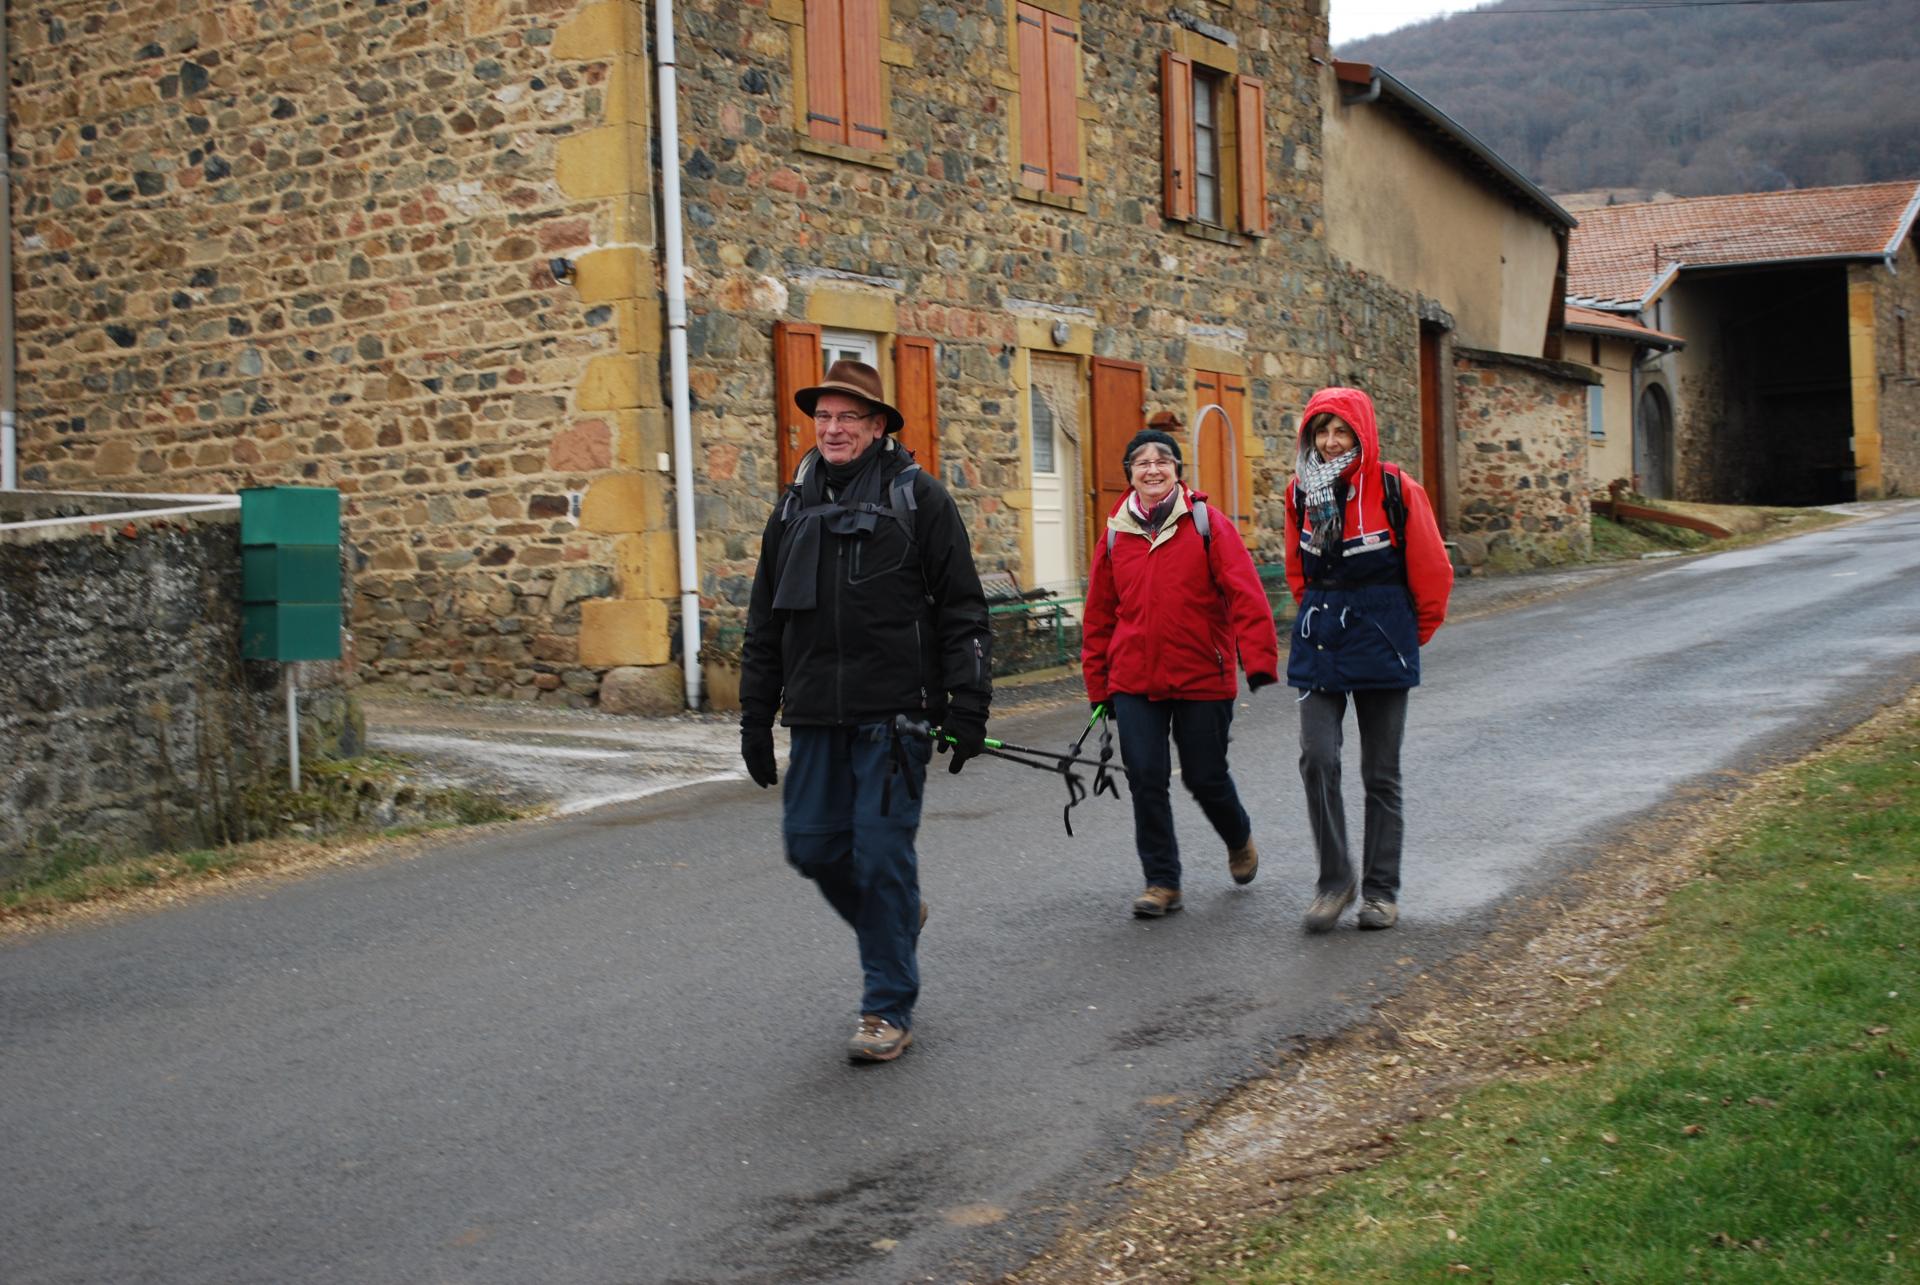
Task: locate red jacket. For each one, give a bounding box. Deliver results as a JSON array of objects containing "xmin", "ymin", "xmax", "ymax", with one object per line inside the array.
[
  {"xmin": 1283, "ymin": 386, "xmax": 1452, "ymax": 646},
  {"xmin": 1082, "ymin": 485, "xmax": 1280, "ymax": 704}
]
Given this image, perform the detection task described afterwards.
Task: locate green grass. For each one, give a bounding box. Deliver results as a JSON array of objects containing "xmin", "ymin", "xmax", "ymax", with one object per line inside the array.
[{"xmin": 1216, "ymin": 706, "xmax": 1920, "ymax": 1283}]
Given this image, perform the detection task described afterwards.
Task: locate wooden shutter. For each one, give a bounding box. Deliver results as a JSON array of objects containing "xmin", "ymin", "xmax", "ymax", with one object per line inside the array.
[
  {"xmin": 1234, "ymin": 76, "xmax": 1267, "ymax": 235},
  {"xmin": 1090, "ymin": 357, "xmax": 1146, "ymax": 537},
  {"xmin": 772, "ymin": 321, "xmax": 823, "ymax": 484},
  {"xmin": 1044, "ymin": 14, "xmax": 1082, "ymax": 196},
  {"xmin": 893, "ymin": 335, "xmax": 939, "ymax": 476},
  {"xmin": 842, "ymin": 0, "xmax": 885, "ymax": 148},
  {"xmin": 1161, "ymin": 52, "xmax": 1194, "ymax": 222},
  {"xmin": 1216, "ymin": 373, "xmax": 1249, "ymax": 521},
  {"xmin": 804, "ymin": 0, "xmax": 847, "ymax": 144},
  {"xmin": 1015, "ymin": 4, "xmax": 1049, "ymax": 191}
]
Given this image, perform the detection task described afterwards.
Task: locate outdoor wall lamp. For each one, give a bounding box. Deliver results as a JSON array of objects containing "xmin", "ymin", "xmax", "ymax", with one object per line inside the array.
[{"xmin": 549, "ymin": 257, "xmax": 574, "ymax": 284}]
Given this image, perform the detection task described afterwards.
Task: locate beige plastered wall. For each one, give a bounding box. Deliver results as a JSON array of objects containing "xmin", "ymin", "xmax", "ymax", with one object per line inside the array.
[
  {"xmin": 1321, "ymin": 79, "xmax": 1559, "ymax": 358},
  {"xmin": 1580, "ymin": 333, "xmax": 1638, "ymax": 490}
]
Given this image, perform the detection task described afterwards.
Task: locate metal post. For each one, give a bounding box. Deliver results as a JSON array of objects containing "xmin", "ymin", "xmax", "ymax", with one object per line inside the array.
[{"xmin": 286, "ymin": 664, "xmax": 301, "ymax": 791}]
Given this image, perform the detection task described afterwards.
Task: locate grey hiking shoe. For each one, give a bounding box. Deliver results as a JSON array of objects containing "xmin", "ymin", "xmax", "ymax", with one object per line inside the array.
[
  {"xmin": 1131, "ymin": 885, "xmax": 1183, "ymax": 918},
  {"xmin": 1357, "ymin": 898, "xmax": 1399, "ymax": 930},
  {"xmin": 1227, "ymin": 838, "xmax": 1259, "ymax": 885},
  {"xmin": 849, "ymin": 1015, "xmax": 913, "ymax": 1062},
  {"xmin": 1302, "ymin": 883, "xmax": 1356, "ymax": 933}
]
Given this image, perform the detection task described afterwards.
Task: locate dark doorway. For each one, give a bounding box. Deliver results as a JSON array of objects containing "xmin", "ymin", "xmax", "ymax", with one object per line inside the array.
[{"xmin": 1635, "ymin": 383, "xmax": 1673, "ymax": 499}]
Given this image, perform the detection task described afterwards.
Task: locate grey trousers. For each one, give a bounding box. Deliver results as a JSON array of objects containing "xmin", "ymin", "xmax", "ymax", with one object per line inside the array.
[{"xmin": 1297, "ymin": 688, "xmax": 1410, "ymax": 902}]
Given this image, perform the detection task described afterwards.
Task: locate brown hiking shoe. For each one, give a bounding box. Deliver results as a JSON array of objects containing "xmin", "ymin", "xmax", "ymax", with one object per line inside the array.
[
  {"xmin": 1302, "ymin": 883, "xmax": 1356, "ymax": 933},
  {"xmin": 1227, "ymin": 838, "xmax": 1259, "ymax": 885},
  {"xmin": 849, "ymin": 1015, "xmax": 913, "ymax": 1062},
  {"xmin": 1131, "ymin": 885, "xmax": 1183, "ymax": 918}
]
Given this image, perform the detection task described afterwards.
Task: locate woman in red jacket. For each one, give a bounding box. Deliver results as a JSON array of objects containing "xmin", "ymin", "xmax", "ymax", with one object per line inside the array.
[
  {"xmin": 1283, "ymin": 387, "xmax": 1453, "ymax": 933},
  {"xmin": 1082, "ymin": 429, "xmax": 1281, "ymax": 918}
]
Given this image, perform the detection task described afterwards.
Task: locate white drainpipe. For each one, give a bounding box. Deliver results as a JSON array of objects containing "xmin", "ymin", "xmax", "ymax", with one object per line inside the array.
[
  {"xmin": 1, "ymin": 0, "xmax": 17, "ymax": 491},
  {"xmin": 655, "ymin": 0, "xmax": 703, "ymax": 710}
]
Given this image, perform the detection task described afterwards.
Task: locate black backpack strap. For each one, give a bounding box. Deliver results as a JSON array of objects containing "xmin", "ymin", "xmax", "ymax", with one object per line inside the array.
[{"xmin": 1381, "ymin": 465, "xmax": 1408, "ymax": 548}]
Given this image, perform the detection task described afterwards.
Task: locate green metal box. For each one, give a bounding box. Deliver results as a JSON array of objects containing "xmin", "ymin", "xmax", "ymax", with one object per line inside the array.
[
  {"xmin": 242, "ymin": 603, "xmax": 343, "ymax": 662},
  {"xmin": 242, "ymin": 545, "xmax": 341, "ymax": 605},
  {"xmin": 239, "ymin": 486, "xmax": 340, "ymax": 546}
]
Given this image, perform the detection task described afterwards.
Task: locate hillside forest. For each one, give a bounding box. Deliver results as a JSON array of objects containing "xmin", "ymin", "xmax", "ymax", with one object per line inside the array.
[{"xmin": 1340, "ymin": 0, "xmax": 1920, "ymax": 199}]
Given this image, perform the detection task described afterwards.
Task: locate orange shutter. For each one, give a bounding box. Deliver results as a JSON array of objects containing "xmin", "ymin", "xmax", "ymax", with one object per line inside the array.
[
  {"xmin": 1193, "ymin": 369, "xmax": 1225, "ymax": 502},
  {"xmin": 1218, "ymin": 374, "xmax": 1249, "ymax": 521},
  {"xmin": 842, "ymin": 0, "xmax": 885, "ymax": 149},
  {"xmin": 893, "ymin": 335, "xmax": 939, "ymax": 476},
  {"xmin": 804, "ymin": 0, "xmax": 847, "ymax": 144},
  {"xmin": 1045, "ymin": 15, "xmax": 1082, "ymax": 196},
  {"xmin": 772, "ymin": 321, "xmax": 823, "ymax": 484},
  {"xmin": 1235, "ymin": 76, "xmax": 1268, "ymax": 235},
  {"xmin": 1015, "ymin": 4, "xmax": 1049, "ymax": 191},
  {"xmin": 1161, "ymin": 52, "xmax": 1194, "ymax": 222},
  {"xmin": 1091, "ymin": 358, "xmax": 1146, "ymax": 534}
]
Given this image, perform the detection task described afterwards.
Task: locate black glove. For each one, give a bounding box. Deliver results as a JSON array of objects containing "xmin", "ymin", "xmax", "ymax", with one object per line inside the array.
[
  {"xmin": 1247, "ymin": 672, "xmax": 1277, "ymax": 691},
  {"xmin": 942, "ymin": 705, "xmax": 988, "ymax": 775},
  {"xmin": 740, "ymin": 724, "xmax": 778, "ymax": 788}
]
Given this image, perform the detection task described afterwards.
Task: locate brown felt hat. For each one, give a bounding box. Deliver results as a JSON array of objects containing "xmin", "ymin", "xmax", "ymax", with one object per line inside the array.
[{"xmin": 795, "ymin": 359, "xmax": 906, "ymax": 434}]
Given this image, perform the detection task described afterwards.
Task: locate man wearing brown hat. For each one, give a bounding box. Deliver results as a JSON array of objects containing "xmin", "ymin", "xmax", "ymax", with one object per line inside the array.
[{"xmin": 739, "ymin": 359, "xmax": 992, "ymax": 1063}]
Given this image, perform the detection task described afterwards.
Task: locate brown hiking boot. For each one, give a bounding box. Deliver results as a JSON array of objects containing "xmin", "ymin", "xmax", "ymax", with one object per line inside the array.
[
  {"xmin": 849, "ymin": 1014, "xmax": 913, "ymax": 1063},
  {"xmin": 1227, "ymin": 838, "xmax": 1259, "ymax": 885},
  {"xmin": 1131, "ymin": 885, "xmax": 1183, "ymax": 918},
  {"xmin": 1302, "ymin": 882, "xmax": 1356, "ymax": 933}
]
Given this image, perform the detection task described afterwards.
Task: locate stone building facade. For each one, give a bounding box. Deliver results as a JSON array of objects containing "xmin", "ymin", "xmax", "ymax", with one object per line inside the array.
[
  {"xmin": 1452, "ymin": 348, "xmax": 1595, "ymax": 570},
  {"xmin": 1853, "ymin": 234, "xmax": 1920, "ymax": 497},
  {"xmin": 9, "ymin": 0, "xmax": 1465, "ymax": 710}
]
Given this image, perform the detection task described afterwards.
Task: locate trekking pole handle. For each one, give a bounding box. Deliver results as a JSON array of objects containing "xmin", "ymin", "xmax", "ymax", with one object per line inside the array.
[{"xmin": 890, "ymin": 713, "xmax": 1006, "ymax": 751}]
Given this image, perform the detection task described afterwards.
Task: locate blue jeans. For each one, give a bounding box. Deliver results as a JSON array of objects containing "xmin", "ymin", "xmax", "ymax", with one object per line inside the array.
[
  {"xmin": 1112, "ymin": 694, "xmax": 1252, "ymax": 891},
  {"xmin": 782, "ymin": 723, "xmax": 929, "ymax": 1030}
]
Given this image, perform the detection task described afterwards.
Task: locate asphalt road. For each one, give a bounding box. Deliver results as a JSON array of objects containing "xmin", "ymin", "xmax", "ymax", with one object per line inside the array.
[{"xmin": 5, "ymin": 503, "xmax": 1918, "ymax": 1284}]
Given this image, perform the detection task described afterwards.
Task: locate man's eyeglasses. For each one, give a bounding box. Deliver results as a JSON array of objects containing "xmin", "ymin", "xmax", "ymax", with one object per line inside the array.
[{"xmin": 813, "ymin": 411, "xmax": 876, "ymax": 427}]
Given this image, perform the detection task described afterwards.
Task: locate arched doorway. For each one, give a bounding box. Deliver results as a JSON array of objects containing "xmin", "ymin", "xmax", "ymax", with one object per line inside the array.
[{"xmin": 1634, "ymin": 383, "xmax": 1673, "ymax": 499}]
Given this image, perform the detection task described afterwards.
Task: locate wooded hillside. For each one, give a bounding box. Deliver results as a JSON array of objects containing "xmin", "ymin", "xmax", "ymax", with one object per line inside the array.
[{"xmin": 1341, "ymin": 0, "xmax": 1920, "ymax": 198}]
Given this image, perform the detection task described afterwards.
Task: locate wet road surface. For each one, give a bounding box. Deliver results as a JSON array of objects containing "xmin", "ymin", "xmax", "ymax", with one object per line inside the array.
[{"xmin": 4, "ymin": 502, "xmax": 1917, "ymax": 1283}]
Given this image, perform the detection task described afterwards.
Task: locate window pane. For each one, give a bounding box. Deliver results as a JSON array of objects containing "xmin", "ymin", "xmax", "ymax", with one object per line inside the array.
[
  {"xmin": 1193, "ymin": 76, "xmax": 1220, "ymax": 225},
  {"xmin": 1030, "ymin": 385, "xmax": 1056, "ymax": 473}
]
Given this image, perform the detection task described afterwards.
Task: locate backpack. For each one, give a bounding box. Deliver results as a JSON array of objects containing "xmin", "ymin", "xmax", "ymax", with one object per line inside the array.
[
  {"xmin": 781, "ymin": 456, "xmax": 921, "ymax": 535},
  {"xmin": 1292, "ymin": 463, "xmax": 1408, "ymax": 549},
  {"xmin": 1105, "ymin": 495, "xmax": 1210, "ymax": 556}
]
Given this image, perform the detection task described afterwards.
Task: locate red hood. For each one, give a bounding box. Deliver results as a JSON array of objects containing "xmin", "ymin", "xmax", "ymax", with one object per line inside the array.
[{"xmin": 1298, "ymin": 386, "xmax": 1380, "ymax": 476}]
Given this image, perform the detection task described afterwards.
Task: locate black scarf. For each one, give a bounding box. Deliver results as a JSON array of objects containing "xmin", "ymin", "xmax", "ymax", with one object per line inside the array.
[{"xmin": 771, "ymin": 438, "xmax": 896, "ymax": 611}]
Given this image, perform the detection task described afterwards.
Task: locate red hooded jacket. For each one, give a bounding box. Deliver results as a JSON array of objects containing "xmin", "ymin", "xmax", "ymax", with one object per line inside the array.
[
  {"xmin": 1283, "ymin": 387, "xmax": 1452, "ymax": 646},
  {"xmin": 1082, "ymin": 484, "xmax": 1280, "ymax": 704}
]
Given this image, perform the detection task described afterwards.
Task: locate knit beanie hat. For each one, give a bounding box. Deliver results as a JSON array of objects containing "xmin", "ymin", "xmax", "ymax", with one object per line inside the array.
[{"xmin": 1122, "ymin": 428, "xmax": 1183, "ymax": 476}]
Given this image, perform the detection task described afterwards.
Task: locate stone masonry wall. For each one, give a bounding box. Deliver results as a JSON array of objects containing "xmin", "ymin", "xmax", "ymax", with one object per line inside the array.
[
  {"xmin": 7, "ymin": 0, "xmax": 661, "ymax": 708},
  {"xmin": 1859, "ymin": 238, "xmax": 1920, "ymax": 497},
  {"xmin": 1, "ymin": 499, "xmax": 353, "ymax": 870},
  {"xmin": 1323, "ymin": 265, "xmax": 1420, "ymax": 465},
  {"xmin": 675, "ymin": 0, "xmax": 1342, "ymax": 607},
  {"xmin": 1453, "ymin": 347, "xmax": 1594, "ymax": 570}
]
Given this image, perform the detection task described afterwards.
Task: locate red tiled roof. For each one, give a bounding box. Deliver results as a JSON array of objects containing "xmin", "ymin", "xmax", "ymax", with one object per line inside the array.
[
  {"xmin": 1564, "ymin": 305, "xmax": 1685, "ymax": 348},
  {"xmin": 1567, "ymin": 180, "xmax": 1920, "ymax": 308}
]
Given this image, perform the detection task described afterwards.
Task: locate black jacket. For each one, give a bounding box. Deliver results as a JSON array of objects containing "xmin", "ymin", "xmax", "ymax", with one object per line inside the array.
[{"xmin": 740, "ymin": 446, "xmax": 992, "ymax": 729}]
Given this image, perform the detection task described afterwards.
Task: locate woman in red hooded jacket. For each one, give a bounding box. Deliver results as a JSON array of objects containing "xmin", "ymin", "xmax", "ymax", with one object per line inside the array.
[
  {"xmin": 1082, "ymin": 428, "xmax": 1280, "ymax": 918},
  {"xmin": 1283, "ymin": 387, "xmax": 1453, "ymax": 933}
]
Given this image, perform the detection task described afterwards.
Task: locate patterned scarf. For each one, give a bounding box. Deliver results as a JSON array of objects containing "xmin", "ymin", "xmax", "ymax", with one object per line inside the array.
[
  {"xmin": 1127, "ymin": 488, "xmax": 1179, "ymax": 537},
  {"xmin": 1296, "ymin": 445, "xmax": 1358, "ymax": 557}
]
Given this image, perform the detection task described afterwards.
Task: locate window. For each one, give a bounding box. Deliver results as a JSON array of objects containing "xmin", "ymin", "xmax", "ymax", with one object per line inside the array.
[
  {"xmin": 1588, "ymin": 384, "xmax": 1605, "ymax": 441},
  {"xmin": 1161, "ymin": 51, "xmax": 1267, "ymax": 236},
  {"xmin": 772, "ymin": 321, "xmax": 939, "ymax": 483},
  {"xmin": 1013, "ymin": 2, "xmax": 1083, "ymax": 202},
  {"xmin": 1029, "ymin": 384, "xmax": 1056, "ymax": 473}
]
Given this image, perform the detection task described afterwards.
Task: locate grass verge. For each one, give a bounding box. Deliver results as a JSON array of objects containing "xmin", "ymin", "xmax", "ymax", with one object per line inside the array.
[{"xmin": 1218, "ymin": 703, "xmax": 1918, "ymax": 1282}]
